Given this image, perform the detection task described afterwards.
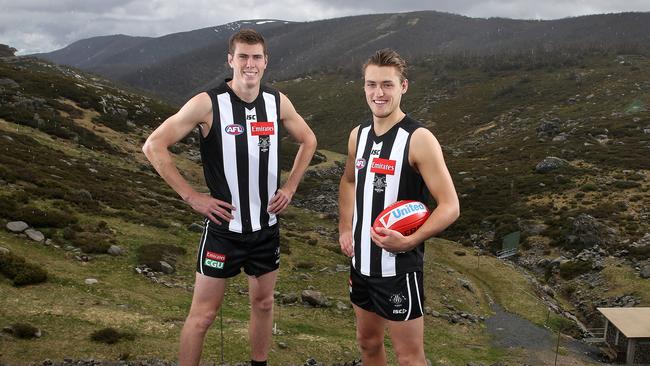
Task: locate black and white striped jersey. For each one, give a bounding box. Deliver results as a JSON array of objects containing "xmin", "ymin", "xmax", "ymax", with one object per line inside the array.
[
  {"xmin": 352, "ymin": 115, "xmax": 428, "ymax": 277},
  {"xmin": 200, "ymin": 79, "xmax": 281, "ymax": 234}
]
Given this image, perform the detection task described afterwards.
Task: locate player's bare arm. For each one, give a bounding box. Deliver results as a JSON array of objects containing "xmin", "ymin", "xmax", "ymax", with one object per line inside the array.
[
  {"xmin": 267, "ymin": 92, "xmax": 317, "ymax": 215},
  {"xmin": 338, "ymin": 126, "xmax": 359, "ymax": 257},
  {"xmin": 142, "ymin": 92, "xmax": 235, "ymax": 224},
  {"xmin": 371, "ymin": 128, "xmax": 459, "ymax": 252}
]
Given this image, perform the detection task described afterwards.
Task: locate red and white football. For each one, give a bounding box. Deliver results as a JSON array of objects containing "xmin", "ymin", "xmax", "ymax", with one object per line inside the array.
[{"xmin": 373, "ymin": 200, "xmax": 430, "ymax": 236}]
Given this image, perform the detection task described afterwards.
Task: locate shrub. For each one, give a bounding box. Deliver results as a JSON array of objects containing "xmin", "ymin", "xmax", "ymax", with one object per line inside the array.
[
  {"xmin": 630, "ymin": 195, "xmax": 643, "ymax": 202},
  {"xmin": 559, "ymin": 260, "xmax": 592, "ymax": 279},
  {"xmin": 0, "ymin": 195, "xmax": 18, "ymax": 216},
  {"xmin": 0, "ymin": 165, "xmax": 18, "ymax": 183},
  {"xmin": 629, "ymin": 246, "xmax": 650, "ymax": 260},
  {"xmin": 90, "ymin": 327, "xmax": 134, "ymax": 344},
  {"xmin": 62, "ymin": 226, "xmax": 76, "ymax": 240},
  {"xmin": 588, "ymin": 202, "xmax": 625, "ymax": 219},
  {"xmin": 0, "ymin": 252, "xmax": 48, "ymax": 286},
  {"xmin": 280, "ymin": 239, "xmax": 292, "ymax": 255},
  {"xmin": 69, "ymin": 231, "xmax": 114, "ymax": 253},
  {"xmin": 79, "ymin": 242, "xmax": 111, "ymax": 254},
  {"xmin": 64, "ymin": 189, "xmax": 99, "ymax": 209},
  {"xmin": 580, "ymin": 183, "xmax": 598, "ymax": 192},
  {"xmin": 15, "ymin": 206, "xmax": 77, "ymax": 228},
  {"xmin": 612, "ymin": 180, "xmax": 640, "ymax": 189},
  {"xmin": 136, "ymin": 244, "xmax": 186, "ymax": 270},
  {"xmin": 295, "ymin": 261, "xmax": 315, "ymax": 269},
  {"xmin": 11, "ymin": 323, "xmax": 39, "ymax": 339}
]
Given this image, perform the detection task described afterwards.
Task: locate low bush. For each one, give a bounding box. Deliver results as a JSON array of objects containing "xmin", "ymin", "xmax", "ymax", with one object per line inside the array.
[
  {"xmin": 14, "ymin": 206, "xmax": 77, "ymax": 228},
  {"xmin": 0, "ymin": 252, "xmax": 48, "ymax": 286},
  {"xmin": 559, "ymin": 260, "xmax": 592, "ymax": 279},
  {"xmin": 136, "ymin": 244, "xmax": 186, "ymax": 271},
  {"xmin": 629, "ymin": 246, "xmax": 650, "ymax": 260},
  {"xmin": 90, "ymin": 327, "xmax": 135, "ymax": 344},
  {"xmin": 10, "ymin": 323, "xmax": 40, "ymax": 339},
  {"xmin": 611, "ymin": 180, "xmax": 641, "ymax": 189},
  {"xmin": 580, "ymin": 183, "xmax": 598, "ymax": 192},
  {"xmin": 295, "ymin": 261, "xmax": 315, "ymax": 269},
  {"xmin": 79, "ymin": 242, "xmax": 111, "ymax": 254}
]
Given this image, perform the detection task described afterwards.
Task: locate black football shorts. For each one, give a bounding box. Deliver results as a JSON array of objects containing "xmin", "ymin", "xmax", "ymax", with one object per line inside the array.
[
  {"xmin": 350, "ymin": 265, "xmax": 424, "ymax": 321},
  {"xmin": 195, "ymin": 220, "xmax": 280, "ymax": 278}
]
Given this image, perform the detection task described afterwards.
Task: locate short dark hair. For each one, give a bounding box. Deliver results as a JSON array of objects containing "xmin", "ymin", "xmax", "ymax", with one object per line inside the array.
[
  {"xmin": 228, "ymin": 28, "xmax": 267, "ymax": 55},
  {"xmin": 362, "ymin": 48, "xmax": 407, "ymax": 82}
]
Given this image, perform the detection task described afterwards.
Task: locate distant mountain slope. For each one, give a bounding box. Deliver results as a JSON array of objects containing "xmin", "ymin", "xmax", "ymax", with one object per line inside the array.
[
  {"xmin": 34, "ymin": 34, "xmax": 152, "ymax": 70},
  {"xmin": 35, "ymin": 20, "xmax": 291, "ymax": 89},
  {"xmin": 36, "ymin": 11, "xmax": 650, "ymax": 103}
]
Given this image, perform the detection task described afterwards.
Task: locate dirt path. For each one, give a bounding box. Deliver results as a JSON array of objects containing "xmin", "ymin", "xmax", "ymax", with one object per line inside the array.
[{"xmin": 486, "ymin": 304, "xmax": 609, "ymax": 365}]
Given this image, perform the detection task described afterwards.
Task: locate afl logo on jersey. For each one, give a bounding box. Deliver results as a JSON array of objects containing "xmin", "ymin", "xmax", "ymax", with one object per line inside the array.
[
  {"xmin": 355, "ymin": 158, "xmax": 366, "ymax": 169},
  {"xmin": 225, "ymin": 124, "xmax": 244, "ymax": 135}
]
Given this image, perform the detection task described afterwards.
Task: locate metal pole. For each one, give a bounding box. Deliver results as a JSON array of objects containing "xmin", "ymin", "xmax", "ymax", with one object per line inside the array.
[
  {"xmin": 220, "ymin": 306, "xmax": 224, "ymax": 364},
  {"xmin": 554, "ymin": 326, "xmax": 561, "ymax": 366}
]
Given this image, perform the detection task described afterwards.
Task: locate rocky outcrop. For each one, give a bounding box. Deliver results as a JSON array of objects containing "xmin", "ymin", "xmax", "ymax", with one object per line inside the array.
[
  {"xmin": 535, "ymin": 156, "xmax": 570, "ymax": 173},
  {"xmin": 567, "ymin": 214, "xmax": 618, "ymax": 249}
]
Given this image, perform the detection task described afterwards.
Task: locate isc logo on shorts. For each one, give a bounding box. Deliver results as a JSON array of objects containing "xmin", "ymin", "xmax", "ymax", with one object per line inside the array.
[{"xmin": 392, "ymin": 308, "xmax": 407, "ymax": 314}]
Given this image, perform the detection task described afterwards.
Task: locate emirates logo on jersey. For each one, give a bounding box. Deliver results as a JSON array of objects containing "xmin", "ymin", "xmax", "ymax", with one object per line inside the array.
[
  {"xmin": 225, "ymin": 124, "xmax": 244, "ymax": 135},
  {"xmin": 250, "ymin": 122, "xmax": 275, "ymax": 136},
  {"xmin": 370, "ymin": 158, "xmax": 396, "ymax": 175}
]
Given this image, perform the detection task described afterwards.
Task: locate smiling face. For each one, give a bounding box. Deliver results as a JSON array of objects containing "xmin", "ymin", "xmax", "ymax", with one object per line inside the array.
[
  {"xmin": 228, "ymin": 41, "xmax": 267, "ymax": 89},
  {"xmin": 363, "ymin": 64, "xmax": 408, "ymax": 119}
]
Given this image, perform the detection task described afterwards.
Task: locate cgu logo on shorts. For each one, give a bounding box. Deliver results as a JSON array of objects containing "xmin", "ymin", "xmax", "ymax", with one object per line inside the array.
[
  {"xmin": 250, "ymin": 122, "xmax": 275, "ymax": 136},
  {"xmin": 225, "ymin": 124, "xmax": 244, "ymax": 135},
  {"xmin": 377, "ymin": 202, "xmax": 427, "ymax": 229},
  {"xmin": 204, "ymin": 251, "xmax": 226, "ymax": 269},
  {"xmin": 370, "ymin": 158, "xmax": 396, "ymax": 175}
]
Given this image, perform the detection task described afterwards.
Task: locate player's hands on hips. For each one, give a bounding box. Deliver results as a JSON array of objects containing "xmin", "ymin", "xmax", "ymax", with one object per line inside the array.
[
  {"xmin": 268, "ymin": 187, "xmax": 293, "ymax": 214},
  {"xmin": 186, "ymin": 191, "xmax": 235, "ymax": 225},
  {"xmin": 339, "ymin": 231, "xmax": 353, "ymax": 257},
  {"xmin": 371, "ymin": 227, "xmax": 414, "ymax": 253}
]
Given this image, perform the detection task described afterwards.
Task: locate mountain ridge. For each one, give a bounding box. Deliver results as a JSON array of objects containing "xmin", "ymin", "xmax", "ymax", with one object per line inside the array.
[{"xmin": 35, "ymin": 11, "xmax": 650, "ymax": 103}]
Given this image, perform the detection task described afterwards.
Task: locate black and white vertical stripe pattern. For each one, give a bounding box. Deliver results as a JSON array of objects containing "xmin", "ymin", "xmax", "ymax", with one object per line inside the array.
[
  {"xmin": 201, "ymin": 81, "xmax": 280, "ymax": 234},
  {"xmin": 351, "ymin": 116, "xmax": 427, "ymax": 277}
]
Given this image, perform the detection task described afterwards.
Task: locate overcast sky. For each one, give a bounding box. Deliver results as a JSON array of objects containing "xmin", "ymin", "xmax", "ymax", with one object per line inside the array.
[{"xmin": 2, "ymin": 0, "xmax": 649, "ymax": 55}]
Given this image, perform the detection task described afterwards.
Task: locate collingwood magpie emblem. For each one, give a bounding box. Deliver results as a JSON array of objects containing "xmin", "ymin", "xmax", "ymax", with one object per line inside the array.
[
  {"xmin": 373, "ymin": 175, "xmax": 386, "ymax": 193},
  {"xmin": 389, "ymin": 293, "xmax": 406, "ymax": 307},
  {"xmin": 258, "ymin": 136, "xmax": 271, "ymax": 152}
]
